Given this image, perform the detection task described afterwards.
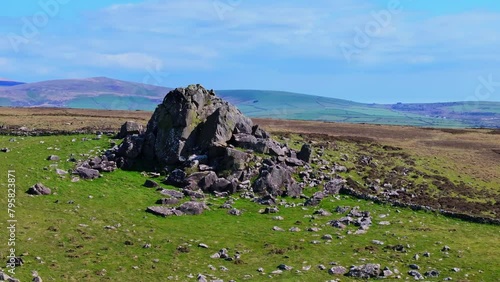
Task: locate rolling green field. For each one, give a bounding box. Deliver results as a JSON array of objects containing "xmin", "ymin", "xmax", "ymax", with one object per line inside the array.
[{"xmin": 0, "ymin": 134, "xmax": 499, "ymax": 281}]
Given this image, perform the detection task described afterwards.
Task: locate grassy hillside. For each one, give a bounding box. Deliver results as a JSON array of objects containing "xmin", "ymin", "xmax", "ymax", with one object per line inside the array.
[
  {"xmin": 0, "ymin": 133, "xmax": 498, "ymax": 281},
  {"xmin": 218, "ymin": 90, "xmax": 494, "ymax": 128}
]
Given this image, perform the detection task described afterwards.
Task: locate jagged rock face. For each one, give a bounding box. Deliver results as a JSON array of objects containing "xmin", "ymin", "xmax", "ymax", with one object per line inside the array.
[{"xmin": 142, "ymin": 84, "xmax": 253, "ymax": 166}]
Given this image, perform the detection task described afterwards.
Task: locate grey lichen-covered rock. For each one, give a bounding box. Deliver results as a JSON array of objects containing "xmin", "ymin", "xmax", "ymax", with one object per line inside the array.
[
  {"xmin": 117, "ymin": 135, "xmax": 145, "ymax": 159},
  {"xmin": 297, "ymin": 144, "xmax": 312, "ymax": 162},
  {"xmin": 146, "ymin": 206, "xmax": 184, "ymax": 217},
  {"xmin": 253, "ymin": 164, "xmax": 297, "ymax": 196},
  {"xmin": 27, "ymin": 183, "xmax": 51, "ymax": 195},
  {"xmin": 117, "ymin": 121, "xmax": 144, "ymax": 139},
  {"xmin": 324, "ymin": 178, "xmax": 346, "ymax": 195},
  {"xmin": 177, "ymin": 201, "xmax": 208, "ymax": 215},
  {"xmin": 74, "ymin": 167, "xmax": 100, "ymax": 179},
  {"xmin": 346, "ymin": 264, "xmax": 381, "ymax": 279},
  {"xmin": 142, "ymin": 84, "xmax": 253, "ymax": 166}
]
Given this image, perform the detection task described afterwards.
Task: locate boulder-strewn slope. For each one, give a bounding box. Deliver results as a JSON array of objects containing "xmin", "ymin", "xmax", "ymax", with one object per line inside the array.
[{"xmin": 110, "ymin": 84, "xmax": 310, "ymax": 198}]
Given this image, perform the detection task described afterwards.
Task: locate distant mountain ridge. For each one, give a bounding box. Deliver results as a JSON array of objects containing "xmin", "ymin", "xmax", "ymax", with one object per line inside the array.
[
  {"xmin": 0, "ymin": 80, "xmax": 25, "ymax": 87},
  {"xmin": 0, "ymin": 77, "xmax": 498, "ymax": 128}
]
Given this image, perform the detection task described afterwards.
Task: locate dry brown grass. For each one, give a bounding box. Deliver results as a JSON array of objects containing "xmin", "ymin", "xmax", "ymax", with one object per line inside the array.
[
  {"xmin": 0, "ymin": 107, "xmax": 152, "ymax": 131},
  {"xmin": 254, "ymin": 118, "xmax": 500, "ymax": 183}
]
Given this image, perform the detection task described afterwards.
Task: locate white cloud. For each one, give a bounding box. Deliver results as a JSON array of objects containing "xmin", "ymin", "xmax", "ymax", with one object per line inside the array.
[
  {"xmin": 2, "ymin": 0, "xmax": 500, "ymax": 87},
  {"xmin": 90, "ymin": 52, "xmax": 164, "ymax": 70}
]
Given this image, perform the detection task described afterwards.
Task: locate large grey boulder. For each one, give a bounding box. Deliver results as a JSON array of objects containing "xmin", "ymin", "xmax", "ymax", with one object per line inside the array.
[
  {"xmin": 74, "ymin": 167, "xmax": 100, "ymax": 179},
  {"xmin": 297, "ymin": 144, "xmax": 312, "ymax": 162},
  {"xmin": 117, "ymin": 135, "xmax": 144, "ymax": 159},
  {"xmin": 177, "ymin": 201, "xmax": 208, "ymax": 215},
  {"xmin": 324, "ymin": 178, "xmax": 346, "ymax": 195},
  {"xmin": 117, "ymin": 121, "xmax": 144, "ymax": 139},
  {"xmin": 142, "ymin": 85, "xmax": 253, "ymax": 166},
  {"xmin": 253, "ymin": 164, "xmax": 296, "ymax": 196}
]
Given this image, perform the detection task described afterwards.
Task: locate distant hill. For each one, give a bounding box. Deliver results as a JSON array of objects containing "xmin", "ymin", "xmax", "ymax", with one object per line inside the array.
[
  {"xmin": 0, "ymin": 77, "xmax": 171, "ymax": 110},
  {"xmin": 0, "ymin": 80, "xmax": 25, "ymax": 87},
  {"xmin": 0, "ymin": 77, "xmax": 498, "ymax": 128}
]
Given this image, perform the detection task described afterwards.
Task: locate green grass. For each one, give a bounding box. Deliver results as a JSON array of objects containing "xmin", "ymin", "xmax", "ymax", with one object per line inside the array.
[
  {"xmin": 66, "ymin": 95, "xmax": 159, "ymax": 111},
  {"xmin": 0, "ymin": 135, "xmax": 499, "ymax": 281}
]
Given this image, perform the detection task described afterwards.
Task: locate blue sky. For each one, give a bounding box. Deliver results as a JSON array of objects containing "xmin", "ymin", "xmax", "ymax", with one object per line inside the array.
[{"xmin": 1, "ymin": 0, "xmax": 500, "ymax": 103}]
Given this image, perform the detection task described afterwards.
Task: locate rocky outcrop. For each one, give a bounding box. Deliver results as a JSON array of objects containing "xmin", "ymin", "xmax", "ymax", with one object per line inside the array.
[
  {"xmin": 139, "ymin": 85, "xmax": 254, "ymax": 166},
  {"xmin": 84, "ymin": 84, "xmax": 315, "ymax": 216},
  {"xmin": 114, "ymin": 85, "xmax": 296, "ymax": 172}
]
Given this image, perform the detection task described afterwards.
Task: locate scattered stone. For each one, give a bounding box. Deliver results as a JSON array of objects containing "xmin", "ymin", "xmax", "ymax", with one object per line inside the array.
[
  {"xmin": 442, "ymin": 245, "xmax": 451, "ymax": 252},
  {"xmin": 408, "ymin": 270, "xmax": 424, "ymax": 280},
  {"xmin": 289, "ymin": 227, "xmax": 301, "ymax": 232},
  {"xmin": 74, "ymin": 167, "xmax": 100, "ymax": 179},
  {"xmin": 451, "ymin": 267, "xmax": 460, "ymax": 272},
  {"xmin": 328, "ymin": 266, "xmax": 347, "ymax": 275},
  {"xmin": 143, "ymin": 179, "xmax": 160, "ymax": 188},
  {"xmin": 409, "ymin": 264, "xmax": 420, "ymax": 270},
  {"xmin": 372, "ymin": 240, "xmax": 384, "ymax": 245},
  {"xmin": 228, "ymin": 208, "xmax": 242, "ymax": 216},
  {"xmin": 346, "ymin": 264, "xmax": 381, "ymax": 279},
  {"xmin": 307, "ymin": 227, "xmax": 321, "ymax": 232},
  {"xmin": 146, "ymin": 206, "xmax": 184, "ymax": 217},
  {"xmin": 273, "ymin": 216, "xmax": 284, "ymax": 220},
  {"xmin": 313, "ymin": 209, "xmax": 332, "ymax": 216},
  {"xmin": 272, "ymin": 226, "xmax": 284, "ymax": 232},
  {"xmin": 198, "ymin": 243, "xmax": 209, "ymax": 249},
  {"xmin": 1, "ymin": 148, "xmax": 10, "ymax": 153},
  {"xmin": 322, "ymin": 234, "xmax": 333, "ymax": 240},
  {"xmin": 318, "ymin": 264, "xmax": 327, "ymax": 270},
  {"xmin": 381, "ymin": 267, "xmax": 393, "ymax": 278},
  {"xmin": 323, "ymin": 179, "xmax": 345, "ymax": 195},
  {"xmin": 177, "ymin": 201, "xmax": 208, "ymax": 215},
  {"xmin": 159, "ymin": 189, "xmax": 185, "ymax": 199},
  {"xmin": 27, "ymin": 183, "xmax": 51, "ymax": 195},
  {"xmin": 335, "ymin": 206, "xmax": 351, "ymax": 213},
  {"xmin": 56, "ymin": 169, "xmax": 68, "ymax": 176},
  {"xmin": 277, "ymin": 264, "xmax": 293, "ymax": 271},
  {"xmin": 197, "ymin": 274, "xmax": 208, "ymax": 282},
  {"xmin": 424, "ymin": 270, "xmax": 440, "ymax": 278},
  {"xmin": 304, "ymin": 191, "xmax": 325, "ymax": 206},
  {"xmin": 262, "ymin": 207, "xmax": 279, "ymax": 214},
  {"xmin": 47, "ymin": 155, "xmax": 60, "ymax": 161},
  {"xmin": 257, "ymin": 267, "xmax": 264, "ymax": 273}
]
